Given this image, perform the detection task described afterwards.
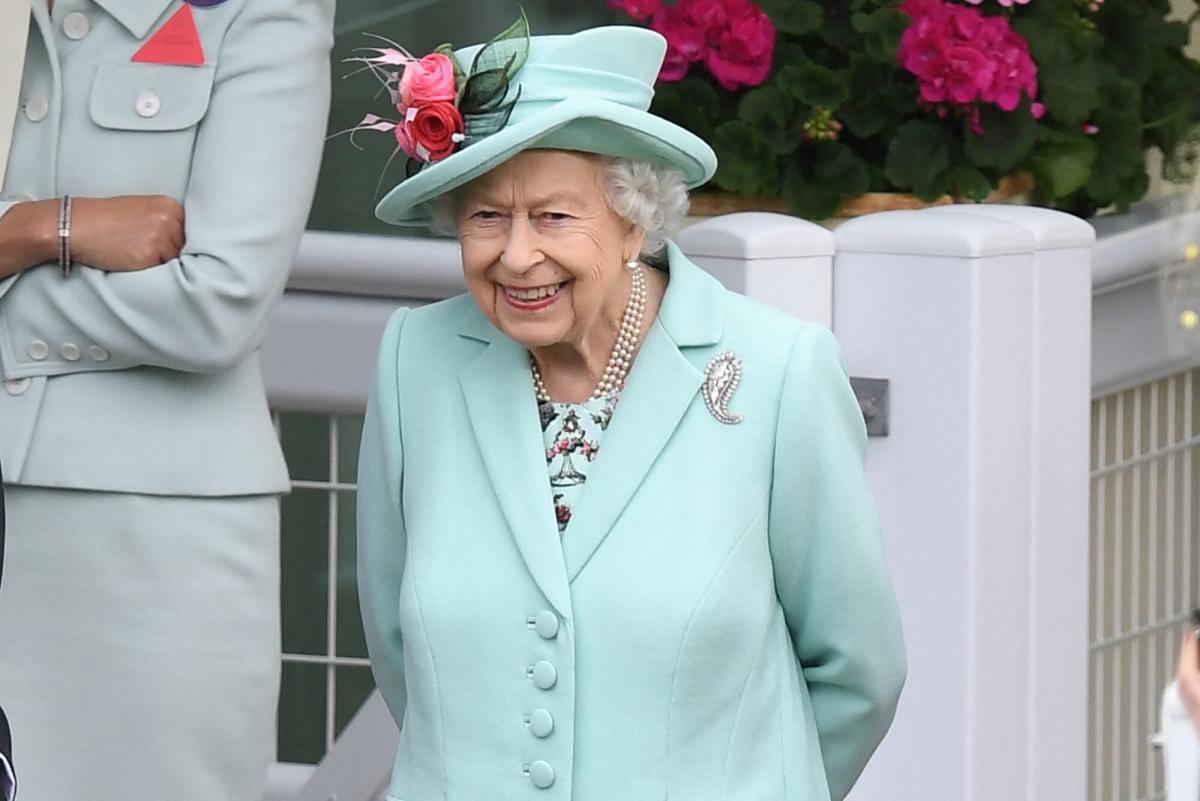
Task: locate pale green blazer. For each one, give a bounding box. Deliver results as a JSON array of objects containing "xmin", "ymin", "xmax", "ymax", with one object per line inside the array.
[
  {"xmin": 0, "ymin": 0, "xmax": 333, "ymax": 495},
  {"xmin": 358, "ymin": 243, "xmax": 908, "ymax": 801}
]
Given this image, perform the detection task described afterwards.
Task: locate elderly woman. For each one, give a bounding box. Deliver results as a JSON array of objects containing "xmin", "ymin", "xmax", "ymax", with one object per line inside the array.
[{"xmin": 356, "ymin": 22, "xmax": 907, "ymax": 801}]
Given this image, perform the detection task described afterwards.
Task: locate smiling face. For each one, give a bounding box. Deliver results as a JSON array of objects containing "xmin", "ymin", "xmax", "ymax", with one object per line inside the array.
[{"xmin": 455, "ymin": 149, "xmax": 645, "ymax": 354}]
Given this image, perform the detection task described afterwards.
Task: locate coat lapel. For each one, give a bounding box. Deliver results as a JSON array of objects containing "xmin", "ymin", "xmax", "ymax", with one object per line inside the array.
[
  {"xmin": 561, "ymin": 244, "xmax": 726, "ymax": 580},
  {"xmin": 559, "ymin": 319, "xmax": 704, "ymax": 580},
  {"xmin": 459, "ymin": 328, "xmax": 573, "ymax": 618}
]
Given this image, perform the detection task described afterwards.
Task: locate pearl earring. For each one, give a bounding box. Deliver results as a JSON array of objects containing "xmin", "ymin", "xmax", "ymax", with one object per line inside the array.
[{"xmin": 625, "ymin": 259, "xmax": 638, "ymax": 271}]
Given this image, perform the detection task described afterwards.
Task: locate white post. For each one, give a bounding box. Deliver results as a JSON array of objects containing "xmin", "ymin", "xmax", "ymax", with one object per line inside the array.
[
  {"xmin": 677, "ymin": 211, "xmax": 836, "ymax": 325},
  {"xmin": 935, "ymin": 204, "xmax": 1094, "ymax": 801},
  {"xmin": 832, "ymin": 207, "xmax": 1092, "ymax": 801}
]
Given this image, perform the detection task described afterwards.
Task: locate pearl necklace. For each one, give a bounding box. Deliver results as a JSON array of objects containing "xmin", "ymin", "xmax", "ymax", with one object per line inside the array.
[{"xmin": 531, "ymin": 263, "xmax": 647, "ymax": 403}]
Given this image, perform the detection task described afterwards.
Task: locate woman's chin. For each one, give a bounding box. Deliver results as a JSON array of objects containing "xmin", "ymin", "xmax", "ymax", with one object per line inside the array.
[{"xmin": 498, "ymin": 316, "xmax": 568, "ymax": 350}]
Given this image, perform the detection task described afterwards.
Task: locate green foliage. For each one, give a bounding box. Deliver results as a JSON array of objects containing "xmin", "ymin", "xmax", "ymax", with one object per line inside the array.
[{"xmin": 634, "ymin": 0, "xmax": 1200, "ymax": 218}]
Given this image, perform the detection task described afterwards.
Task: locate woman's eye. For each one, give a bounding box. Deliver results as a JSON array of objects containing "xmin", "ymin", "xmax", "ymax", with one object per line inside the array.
[
  {"xmin": 470, "ymin": 210, "xmax": 501, "ymax": 222},
  {"xmin": 541, "ymin": 212, "xmax": 572, "ymax": 222}
]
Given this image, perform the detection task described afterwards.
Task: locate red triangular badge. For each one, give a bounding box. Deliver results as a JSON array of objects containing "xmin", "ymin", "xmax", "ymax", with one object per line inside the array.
[{"xmin": 132, "ymin": 5, "xmax": 205, "ymax": 66}]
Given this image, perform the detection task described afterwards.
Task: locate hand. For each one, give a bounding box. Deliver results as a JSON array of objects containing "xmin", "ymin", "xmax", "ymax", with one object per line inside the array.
[
  {"xmin": 1176, "ymin": 628, "xmax": 1200, "ymax": 735},
  {"xmin": 70, "ymin": 195, "xmax": 185, "ymax": 272}
]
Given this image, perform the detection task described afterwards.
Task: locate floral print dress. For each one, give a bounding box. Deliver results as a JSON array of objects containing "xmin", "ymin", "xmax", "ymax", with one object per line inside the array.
[{"xmin": 538, "ymin": 391, "xmax": 619, "ymax": 534}]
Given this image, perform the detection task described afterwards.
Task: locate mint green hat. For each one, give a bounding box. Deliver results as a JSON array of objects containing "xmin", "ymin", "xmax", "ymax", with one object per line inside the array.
[{"xmin": 374, "ymin": 25, "xmax": 719, "ymax": 227}]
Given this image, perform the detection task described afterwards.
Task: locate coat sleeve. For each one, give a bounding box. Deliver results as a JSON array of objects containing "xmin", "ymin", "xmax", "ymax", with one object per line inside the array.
[
  {"xmin": 0, "ymin": 0, "xmax": 334, "ymax": 378},
  {"xmin": 357, "ymin": 308, "xmax": 411, "ymax": 727},
  {"xmin": 768, "ymin": 324, "xmax": 907, "ymax": 801}
]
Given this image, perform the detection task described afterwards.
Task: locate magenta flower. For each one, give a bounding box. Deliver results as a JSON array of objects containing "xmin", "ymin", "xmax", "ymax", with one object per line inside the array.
[
  {"xmin": 633, "ymin": 0, "xmax": 775, "ymax": 89},
  {"xmin": 898, "ymin": 0, "xmax": 1039, "ymax": 128}
]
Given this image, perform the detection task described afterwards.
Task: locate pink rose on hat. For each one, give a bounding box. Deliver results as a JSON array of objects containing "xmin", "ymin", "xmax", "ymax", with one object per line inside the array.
[{"xmin": 399, "ymin": 53, "xmax": 458, "ymax": 108}]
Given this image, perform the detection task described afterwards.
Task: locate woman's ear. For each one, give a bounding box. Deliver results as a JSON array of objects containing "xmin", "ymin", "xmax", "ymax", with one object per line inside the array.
[{"xmin": 622, "ymin": 222, "xmax": 647, "ymax": 265}]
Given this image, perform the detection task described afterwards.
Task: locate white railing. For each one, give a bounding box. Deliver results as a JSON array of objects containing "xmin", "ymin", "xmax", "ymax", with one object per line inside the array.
[{"xmin": 262, "ymin": 205, "xmax": 1107, "ymax": 801}]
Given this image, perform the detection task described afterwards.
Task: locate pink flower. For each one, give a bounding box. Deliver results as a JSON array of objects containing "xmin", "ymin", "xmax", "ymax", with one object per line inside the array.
[
  {"xmin": 398, "ymin": 53, "xmax": 458, "ymax": 109},
  {"xmin": 396, "ymin": 101, "xmax": 464, "ymax": 163},
  {"xmin": 703, "ymin": 3, "xmax": 776, "ymax": 90},
  {"xmin": 607, "ymin": 0, "xmax": 663, "ymax": 22},
  {"xmin": 652, "ymin": 4, "xmax": 708, "ymax": 83},
  {"xmin": 898, "ymin": 0, "xmax": 1038, "ymax": 123},
  {"xmin": 642, "ymin": 0, "xmax": 774, "ymax": 88},
  {"xmin": 1083, "ymin": 122, "xmax": 1100, "ymax": 135}
]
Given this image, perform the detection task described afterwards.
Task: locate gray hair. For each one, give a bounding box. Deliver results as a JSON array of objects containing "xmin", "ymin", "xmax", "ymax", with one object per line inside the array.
[{"xmin": 429, "ymin": 155, "xmax": 690, "ymax": 259}]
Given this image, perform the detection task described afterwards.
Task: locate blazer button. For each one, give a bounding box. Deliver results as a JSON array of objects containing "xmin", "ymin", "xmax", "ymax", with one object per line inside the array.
[
  {"xmin": 529, "ymin": 709, "xmax": 554, "ymax": 738},
  {"xmin": 24, "ymin": 96, "xmax": 48, "ymax": 123},
  {"xmin": 27, "ymin": 340, "xmax": 49, "ymax": 361},
  {"xmin": 529, "ymin": 760, "xmax": 555, "ymax": 789},
  {"xmin": 531, "ymin": 661, "xmax": 557, "ymax": 690},
  {"xmin": 63, "ymin": 12, "xmax": 91, "ymax": 40},
  {"xmin": 4, "ymin": 378, "xmax": 31, "ymax": 396},
  {"xmin": 61, "ymin": 343, "xmax": 81, "ymax": 361},
  {"xmin": 136, "ymin": 91, "xmax": 161, "ymax": 118},
  {"xmin": 534, "ymin": 611, "xmax": 559, "ymax": 640},
  {"xmin": 88, "ymin": 345, "xmax": 110, "ymax": 362}
]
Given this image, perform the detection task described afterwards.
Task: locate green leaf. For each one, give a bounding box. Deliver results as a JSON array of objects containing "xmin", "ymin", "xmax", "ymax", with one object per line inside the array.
[
  {"xmin": 813, "ymin": 141, "xmax": 870, "ymax": 193},
  {"xmin": 963, "ymin": 103, "xmax": 1039, "ymax": 171},
  {"xmin": 712, "ymin": 121, "xmax": 779, "ymax": 195},
  {"xmin": 650, "ymin": 77, "xmax": 725, "ymax": 142},
  {"xmin": 467, "ymin": 9, "xmax": 530, "ymax": 84},
  {"xmin": 1028, "ymin": 136, "xmax": 1099, "ymax": 198},
  {"xmin": 781, "ymin": 144, "xmax": 870, "ymax": 220},
  {"xmin": 777, "ymin": 64, "xmax": 850, "ymax": 111},
  {"xmin": 1013, "ymin": 19, "xmax": 1069, "ymax": 68},
  {"xmin": 886, "ymin": 120, "xmax": 953, "ymax": 200},
  {"xmin": 738, "ymin": 86, "xmax": 802, "ymax": 154},
  {"xmin": 758, "ymin": 0, "xmax": 824, "ymax": 36},
  {"xmin": 1040, "ymin": 61, "xmax": 1104, "ymax": 125},
  {"xmin": 839, "ymin": 67, "xmax": 916, "ymax": 139},
  {"xmin": 949, "ymin": 166, "xmax": 994, "ymax": 202},
  {"xmin": 459, "ymin": 59, "xmax": 514, "ymax": 114},
  {"xmin": 851, "ymin": 9, "xmax": 910, "ymax": 61}
]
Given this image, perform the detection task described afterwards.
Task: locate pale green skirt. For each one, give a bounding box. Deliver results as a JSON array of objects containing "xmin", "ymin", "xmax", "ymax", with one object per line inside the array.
[{"xmin": 0, "ymin": 487, "xmax": 280, "ymax": 801}]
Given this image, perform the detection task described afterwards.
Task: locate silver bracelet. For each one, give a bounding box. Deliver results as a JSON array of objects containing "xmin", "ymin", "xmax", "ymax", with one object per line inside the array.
[{"xmin": 58, "ymin": 195, "xmax": 73, "ymax": 277}]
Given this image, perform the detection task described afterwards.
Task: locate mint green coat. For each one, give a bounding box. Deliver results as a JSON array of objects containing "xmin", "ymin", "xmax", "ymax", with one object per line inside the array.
[
  {"xmin": 358, "ymin": 244, "xmax": 907, "ymax": 801},
  {"xmin": 0, "ymin": 0, "xmax": 333, "ymax": 494}
]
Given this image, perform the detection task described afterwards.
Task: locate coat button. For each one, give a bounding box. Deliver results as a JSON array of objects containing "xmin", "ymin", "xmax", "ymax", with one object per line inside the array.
[
  {"xmin": 27, "ymin": 340, "xmax": 49, "ymax": 361},
  {"xmin": 88, "ymin": 345, "xmax": 110, "ymax": 362},
  {"xmin": 534, "ymin": 611, "xmax": 559, "ymax": 640},
  {"xmin": 531, "ymin": 661, "xmax": 557, "ymax": 690},
  {"xmin": 61, "ymin": 343, "xmax": 81, "ymax": 361},
  {"xmin": 24, "ymin": 96, "xmax": 48, "ymax": 123},
  {"xmin": 136, "ymin": 91, "xmax": 161, "ymax": 118},
  {"xmin": 4, "ymin": 378, "xmax": 31, "ymax": 396},
  {"xmin": 529, "ymin": 709, "xmax": 554, "ymax": 738},
  {"xmin": 63, "ymin": 12, "xmax": 91, "ymax": 40},
  {"xmin": 529, "ymin": 760, "xmax": 555, "ymax": 789}
]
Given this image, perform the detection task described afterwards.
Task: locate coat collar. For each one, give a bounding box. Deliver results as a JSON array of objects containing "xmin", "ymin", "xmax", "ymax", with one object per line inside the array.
[
  {"xmin": 92, "ymin": 0, "xmax": 178, "ymax": 40},
  {"xmin": 457, "ymin": 242, "xmax": 727, "ymax": 608}
]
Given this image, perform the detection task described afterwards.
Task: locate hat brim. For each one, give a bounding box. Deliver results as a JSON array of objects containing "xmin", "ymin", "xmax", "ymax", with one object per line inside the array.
[{"xmin": 373, "ymin": 96, "xmax": 718, "ymax": 227}]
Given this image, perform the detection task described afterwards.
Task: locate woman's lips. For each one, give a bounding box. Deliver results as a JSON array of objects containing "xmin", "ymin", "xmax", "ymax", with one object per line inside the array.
[{"xmin": 502, "ymin": 281, "xmax": 567, "ymax": 312}]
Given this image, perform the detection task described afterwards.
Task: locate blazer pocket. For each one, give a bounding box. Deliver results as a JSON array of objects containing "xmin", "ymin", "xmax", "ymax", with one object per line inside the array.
[{"xmin": 89, "ymin": 63, "xmax": 215, "ymax": 132}]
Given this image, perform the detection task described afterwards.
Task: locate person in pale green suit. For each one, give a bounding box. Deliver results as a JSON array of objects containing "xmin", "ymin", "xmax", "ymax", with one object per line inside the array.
[
  {"xmin": 356, "ymin": 22, "xmax": 907, "ymax": 801},
  {"xmin": 0, "ymin": 1, "xmax": 333, "ymax": 798}
]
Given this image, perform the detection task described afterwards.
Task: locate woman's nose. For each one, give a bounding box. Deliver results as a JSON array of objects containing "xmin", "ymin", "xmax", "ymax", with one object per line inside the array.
[{"xmin": 500, "ymin": 216, "xmax": 544, "ymax": 274}]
